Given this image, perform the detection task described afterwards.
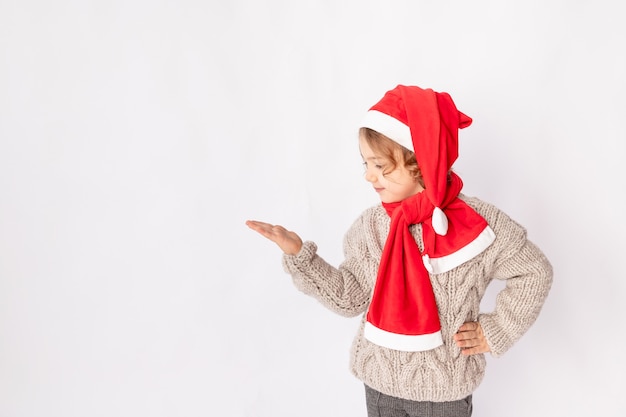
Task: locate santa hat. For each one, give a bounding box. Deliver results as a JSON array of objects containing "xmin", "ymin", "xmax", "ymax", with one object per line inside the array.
[
  {"xmin": 361, "ymin": 85, "xmax": 495, "ymax": 352},
  {"xmin": 362, "ymin": 85, "xmax": 474, "ymax": 235}
]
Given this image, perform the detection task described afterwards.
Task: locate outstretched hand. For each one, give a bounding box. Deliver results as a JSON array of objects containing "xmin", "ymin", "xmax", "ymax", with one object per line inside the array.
[
  {"xmin": 454, "ymin": 321, "xmax": 490, "ymax": 356},
  {"xmin": 245, "ymin": 220, "xmax": 303, "ymax": 255}
]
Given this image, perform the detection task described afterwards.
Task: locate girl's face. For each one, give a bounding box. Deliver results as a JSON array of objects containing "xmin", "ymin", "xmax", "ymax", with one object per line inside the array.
[{"xmin": 359, "ymin": 136, "xmax": 424, "ymax": 203}]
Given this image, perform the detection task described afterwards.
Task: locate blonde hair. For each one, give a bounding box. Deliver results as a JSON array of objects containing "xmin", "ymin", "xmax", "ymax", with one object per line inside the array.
[{"xmin": 359, "ymin": 127, "xmax": 424, "ymax": 188}]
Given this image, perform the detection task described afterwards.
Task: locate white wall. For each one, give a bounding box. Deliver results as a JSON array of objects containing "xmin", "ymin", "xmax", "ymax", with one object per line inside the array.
[{"xmin": 1, "ymin": 1, "xmax": 624, "ymax": 416}]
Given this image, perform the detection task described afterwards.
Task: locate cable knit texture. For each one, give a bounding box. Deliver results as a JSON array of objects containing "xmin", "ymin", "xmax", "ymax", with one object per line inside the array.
[{"xmin": 282, "ymin": 195, "xmax": 553, "ymax": 402}]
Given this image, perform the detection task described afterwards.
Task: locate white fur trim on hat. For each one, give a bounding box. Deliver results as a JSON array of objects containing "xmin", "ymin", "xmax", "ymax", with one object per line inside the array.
[
  {"xmin": 422, "ymin": 254, "xmax": 434, "ymax": 273},
  {"xmin": 361, "ymin": 110, "xmax": 413, "ymax": 151},
  {"xmin": 425, "ymin": 226, "xmax": 496, "ymax": 274}
]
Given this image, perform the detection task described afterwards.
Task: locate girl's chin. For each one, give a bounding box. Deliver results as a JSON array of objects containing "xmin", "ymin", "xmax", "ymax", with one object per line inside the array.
[{"xmin": 379, "ymin": 198, "xmax": 401, "ymax": 204}]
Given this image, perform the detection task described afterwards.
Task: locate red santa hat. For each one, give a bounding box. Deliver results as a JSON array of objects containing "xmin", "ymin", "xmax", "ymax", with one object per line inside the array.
[{"xmin": 360, "ymin": 85, "xmax": 496, "ymax": 351}]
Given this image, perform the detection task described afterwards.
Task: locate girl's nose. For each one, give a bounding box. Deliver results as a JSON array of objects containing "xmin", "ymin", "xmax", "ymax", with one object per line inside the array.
[{"xmin": 364, "ymin": 170, "xmax": 376, "ymax": 183}]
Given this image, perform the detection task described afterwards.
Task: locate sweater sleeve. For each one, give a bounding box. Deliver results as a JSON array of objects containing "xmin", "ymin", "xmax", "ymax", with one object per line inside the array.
[
  {"xmin": 478, "ymin": 211, "xmax": 554, "ymax": 357},
  {"xmin": 281, "ymin": 214, "xmax": 377, "ymax": 318}
]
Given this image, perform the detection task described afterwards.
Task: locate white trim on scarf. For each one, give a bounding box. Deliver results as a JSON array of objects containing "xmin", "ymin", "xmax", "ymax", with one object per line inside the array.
[
  {"xmin": 364, "ymin": 322, "xmax": 443, "ymax": 352},
  {"xmin": 424, "ymin": 226, "xmax": 496, "ymax": 275}
]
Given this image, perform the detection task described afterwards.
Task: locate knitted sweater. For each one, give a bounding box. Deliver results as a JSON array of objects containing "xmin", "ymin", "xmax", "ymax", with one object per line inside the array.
[{"xmin": 282, "ymin": 195, "xmax": 553, "ymax": 402}]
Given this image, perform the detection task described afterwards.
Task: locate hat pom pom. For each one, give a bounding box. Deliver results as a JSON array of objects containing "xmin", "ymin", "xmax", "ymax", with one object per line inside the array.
[{"xmin": 432, "ymin": 207, "xmax": 448, "ymax": 235}]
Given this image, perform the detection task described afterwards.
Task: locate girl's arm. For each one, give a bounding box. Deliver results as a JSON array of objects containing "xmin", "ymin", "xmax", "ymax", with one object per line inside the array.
[
  {"xmin": 247, "ymin": 217, "xmax": 376, "ymax": 318},
  {"xmin": 282, "ymin": 242, "xmax": 373, "ymax": 318},
  {"xmin": 477, "ymin": 213, "xmax": 554, "ymax": 357}
]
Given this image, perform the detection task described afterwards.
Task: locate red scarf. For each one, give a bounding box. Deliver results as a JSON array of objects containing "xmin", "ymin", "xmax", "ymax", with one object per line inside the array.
[{"xmin": 365, "ymin": 173, "xmax": 489, "ymax": 350}]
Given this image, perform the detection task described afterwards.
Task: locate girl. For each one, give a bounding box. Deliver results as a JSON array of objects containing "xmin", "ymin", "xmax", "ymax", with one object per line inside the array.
[{"xmin": 246, "ymin": 85, "xmax": 552, "ymax": 417}]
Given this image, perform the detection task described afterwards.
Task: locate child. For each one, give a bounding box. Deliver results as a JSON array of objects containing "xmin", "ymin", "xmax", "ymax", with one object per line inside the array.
[{"xmin": 246, "ymin": 85, "xmax": 553, "ymax": 417}]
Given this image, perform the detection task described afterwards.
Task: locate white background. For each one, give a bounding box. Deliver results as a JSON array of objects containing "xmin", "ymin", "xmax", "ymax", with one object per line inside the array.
[{"xmin": 1, "ymin": 1, "xmax": 625, "ymax": 416}]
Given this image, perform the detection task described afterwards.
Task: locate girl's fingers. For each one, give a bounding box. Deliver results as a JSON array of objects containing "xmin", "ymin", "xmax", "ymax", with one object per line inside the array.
[
  {"xmin": 246, "ymin": 220, "xmax": 303, "ymax": 255},
  {"xmin": 454, "ymin": 321, "xmax": 490, "ymax": 355},
  {"xmin": 246, "ymin": 220, "xmax": 271, "ymax": 231},
  {"xmin": 246, "ymin": 220, "xmax": 278, "ymax": 237}
]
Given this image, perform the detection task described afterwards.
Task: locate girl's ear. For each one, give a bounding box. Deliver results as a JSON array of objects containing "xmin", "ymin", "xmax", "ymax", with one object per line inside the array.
[{"xmin": 412, "ymin": 169, "xmax": 425, "ymax": 188}]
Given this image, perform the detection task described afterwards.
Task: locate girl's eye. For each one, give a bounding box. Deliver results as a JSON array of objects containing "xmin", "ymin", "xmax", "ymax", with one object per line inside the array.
[{"xmin": 363, "ymin": 161, "xmax": 386, "ymax": 170}]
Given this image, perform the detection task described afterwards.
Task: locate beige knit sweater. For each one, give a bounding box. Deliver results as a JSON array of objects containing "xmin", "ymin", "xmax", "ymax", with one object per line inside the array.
[{"xmin": 282, "ymin": 195, "xmax": 553, "ymax": 402}]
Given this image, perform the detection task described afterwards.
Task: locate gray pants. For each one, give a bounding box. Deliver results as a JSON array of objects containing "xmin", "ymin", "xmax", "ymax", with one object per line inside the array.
[{"xmin": 365, "ymin": 385, "xmax": 473, "ymax": 417}]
